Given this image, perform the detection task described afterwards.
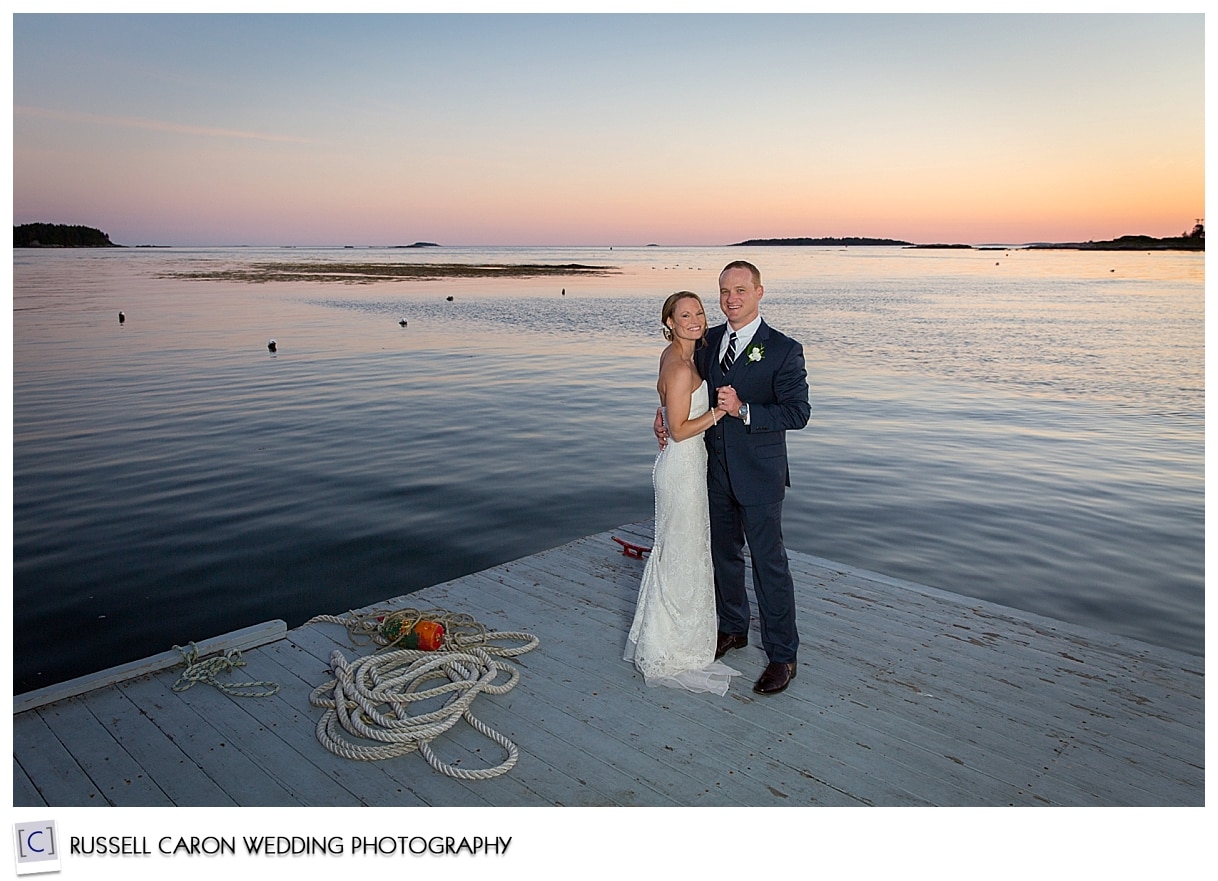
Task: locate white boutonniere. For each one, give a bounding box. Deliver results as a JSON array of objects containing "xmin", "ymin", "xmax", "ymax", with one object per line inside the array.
[{"xmin": 746, "ymin": 343, "xmax": 765, "ymax": 363}]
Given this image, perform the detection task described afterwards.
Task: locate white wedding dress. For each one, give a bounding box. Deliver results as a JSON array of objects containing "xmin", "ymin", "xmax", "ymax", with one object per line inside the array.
[{"xmin": 624, "ymin": 380, "xmax": 741, "ymax": 694}]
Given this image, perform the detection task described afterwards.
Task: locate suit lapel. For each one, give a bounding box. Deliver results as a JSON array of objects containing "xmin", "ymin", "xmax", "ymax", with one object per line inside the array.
[
  {"xmin": 745, "ymin": 321, "xmax": 772, "ymax": 370},
  {"xmin": 703, "ymin": 324, "xmax": 728, "ymax": 379}
]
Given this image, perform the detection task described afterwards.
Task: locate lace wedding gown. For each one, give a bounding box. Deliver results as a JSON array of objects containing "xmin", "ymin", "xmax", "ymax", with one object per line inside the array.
[{"xmin": 624, "ymin": 380, "xmax": 740, "ymax": 694}]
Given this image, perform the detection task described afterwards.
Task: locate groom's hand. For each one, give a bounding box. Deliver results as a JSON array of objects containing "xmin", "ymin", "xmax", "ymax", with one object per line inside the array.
[
  {"xmin": 654, "ymin": 407, "xmax": 669, "ymax": 450},
  {"xmin": 717, "ymin": 385, "xmax": 743, "ymax": 417}
]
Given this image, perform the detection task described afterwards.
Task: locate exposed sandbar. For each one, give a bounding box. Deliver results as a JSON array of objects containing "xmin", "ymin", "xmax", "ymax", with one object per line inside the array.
[{"xmin": 161, "ymin": 262, "xmax": 619, "ymax": 284}]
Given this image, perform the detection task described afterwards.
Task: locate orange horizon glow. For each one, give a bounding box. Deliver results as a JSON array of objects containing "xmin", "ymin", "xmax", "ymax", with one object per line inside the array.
[{"xmin": 11, "ymin": 14, "xmax": 1205, "ymax": 247}]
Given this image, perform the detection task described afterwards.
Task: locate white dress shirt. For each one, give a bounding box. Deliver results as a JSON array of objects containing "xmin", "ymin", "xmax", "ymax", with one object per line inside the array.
[{"xmin": 719, "ymin": 313, "xmax": 762, "ymax": 364}]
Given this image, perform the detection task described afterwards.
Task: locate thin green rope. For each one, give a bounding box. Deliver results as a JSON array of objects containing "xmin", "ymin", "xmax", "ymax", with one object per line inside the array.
[{"xmin": 172, "ymin": 642, "xmax": 281, "ymax": 698}]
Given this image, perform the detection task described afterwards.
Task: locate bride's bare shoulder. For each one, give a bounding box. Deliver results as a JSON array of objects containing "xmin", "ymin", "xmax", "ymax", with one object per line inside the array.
[{"xmin": 657, "ymin": 347, "xmax": 699, "ymax": 399}]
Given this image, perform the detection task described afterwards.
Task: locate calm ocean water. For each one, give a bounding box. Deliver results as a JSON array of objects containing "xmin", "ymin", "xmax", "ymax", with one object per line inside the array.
[{"xmin": 11, "ymin": 245, "xmax": 1204, "ymax": 693}]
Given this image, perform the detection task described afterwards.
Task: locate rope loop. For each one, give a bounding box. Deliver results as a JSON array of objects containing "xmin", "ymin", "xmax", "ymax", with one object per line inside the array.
[
  {"xmin": 306, "ymin": 609, "xmax": 538, "ymax": 779},
  {"xmin": 306, "ymin": 607, "xmax": 537, "ymax": 655},
  {"xmin": 171, "ymin": 642, "xmax": 281, "ymax": 698}
]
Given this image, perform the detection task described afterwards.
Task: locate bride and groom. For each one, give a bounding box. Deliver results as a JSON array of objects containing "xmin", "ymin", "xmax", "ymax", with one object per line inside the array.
[{"xmin": 624, "ymin": 260, "xmax": 811, "ymax": 696}]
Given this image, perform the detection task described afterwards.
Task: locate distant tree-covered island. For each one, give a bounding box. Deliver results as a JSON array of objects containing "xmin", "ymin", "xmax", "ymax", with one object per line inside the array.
[
  {"xmin": 14, "ymin": 223, "xmax": 121, "ymax": 248},
  {"xmin": 732, "ymin": 223, "xmax": 1203, "ymax": 251},
  {"xmin": 1028, "ymin": 223, "xmax": 1204, "ymax": 251}
]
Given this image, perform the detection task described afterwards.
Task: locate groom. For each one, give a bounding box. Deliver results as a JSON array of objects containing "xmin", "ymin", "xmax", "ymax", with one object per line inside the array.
[{"xmin": 680, "ymin": 260, "xmax": 810, "ymax": 695}]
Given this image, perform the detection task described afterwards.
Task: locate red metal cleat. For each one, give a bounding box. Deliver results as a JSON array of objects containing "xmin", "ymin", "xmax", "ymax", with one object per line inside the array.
[{"xmin": 613, "ymin": 536, "xmax": 651, "ymax": 559}]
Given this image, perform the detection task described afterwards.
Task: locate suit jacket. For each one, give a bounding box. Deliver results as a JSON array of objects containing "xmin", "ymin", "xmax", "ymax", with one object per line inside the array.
[{"xmin": 696, "ymin": 320, "xmax": 810, "ymax": 506}]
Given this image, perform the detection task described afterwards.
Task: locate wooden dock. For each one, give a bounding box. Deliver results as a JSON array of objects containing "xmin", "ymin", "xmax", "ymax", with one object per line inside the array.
[{"xmin": 12, "ymin": 522, "xmax": 1204, "ymax": 807}]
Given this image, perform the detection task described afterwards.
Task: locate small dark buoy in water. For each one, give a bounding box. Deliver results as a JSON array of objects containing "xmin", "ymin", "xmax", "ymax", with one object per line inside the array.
[
  {"xmin": 399, "ymin": 318, "xmax": 408, "ymax": 327},
  {"xmin": 267, "ymin": 339, "xmax": 277, "ymax": 353},
  {"xmin": 118, "ymin": 311, "xmax": 125, "ymax": 323},
  {"xmin": 446, "ymin": 295, "xmax": 454, "ymax": 302}
]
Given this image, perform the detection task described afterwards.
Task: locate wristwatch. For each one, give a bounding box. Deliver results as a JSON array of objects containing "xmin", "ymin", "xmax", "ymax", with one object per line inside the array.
[{"xmin": 738, "ymin": 403, "xmax": 749, "ymax": 422}]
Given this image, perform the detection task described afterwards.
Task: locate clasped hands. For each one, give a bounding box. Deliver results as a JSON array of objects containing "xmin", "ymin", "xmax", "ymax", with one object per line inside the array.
[{"xmin": 654, "ymin": 385, "xmax": 742, "ymax": 449}]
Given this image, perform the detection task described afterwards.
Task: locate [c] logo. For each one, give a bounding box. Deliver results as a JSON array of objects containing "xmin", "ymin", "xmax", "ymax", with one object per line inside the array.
[{"xmin": 12, "ymin": 820, "xmax": 61, "ymax": 876}]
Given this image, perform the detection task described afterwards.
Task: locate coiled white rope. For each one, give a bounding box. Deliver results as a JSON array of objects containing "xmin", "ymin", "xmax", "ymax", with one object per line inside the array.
[
  {"xmin": 171, "ymin": 642, "xmax": 281, "ymax": 698},
  {"xmin": 305, "ymin": 608, "xmax": 538, "ymax": 779}
]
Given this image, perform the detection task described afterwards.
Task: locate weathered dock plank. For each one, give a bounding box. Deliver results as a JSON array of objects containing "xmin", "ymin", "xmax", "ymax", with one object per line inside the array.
[
  {"xmin": 12, "ymin": 523, "xmax": 1204, "ymax": 807},
  {"xmin": 82, "ymin": 685, "xmax": 237, "ymax": 806},
  {"xmin": 12, "ymin": 758, "xmax": 46, "ymax": 808},
  {"xmin": 12, "ymin": 710, "xmax": 106, "ymax": 806},
  {"xmin": 113, "ymin": 674, "xmax": 302, "ymax": 806},
  {"xmin": 32, "ymin": 696, "xmax": 173, "ymax": 806}
]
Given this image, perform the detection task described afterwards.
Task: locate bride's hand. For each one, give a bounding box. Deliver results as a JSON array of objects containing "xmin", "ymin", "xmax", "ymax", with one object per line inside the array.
[{"xmin": 654, "ymin": 407, "xmax": 669, "ymax": 450}]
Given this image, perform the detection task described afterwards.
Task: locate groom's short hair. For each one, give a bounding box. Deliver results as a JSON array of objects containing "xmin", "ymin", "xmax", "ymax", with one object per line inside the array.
[{"xmin": 721, "ymin": 260, "xmax": 761, "ymax": 287}]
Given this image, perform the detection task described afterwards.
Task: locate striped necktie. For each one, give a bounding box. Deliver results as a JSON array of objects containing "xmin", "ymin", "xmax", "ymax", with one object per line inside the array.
[{"xmin": 721, "ymin": 331, "xmax": 737, "ymax": 372}]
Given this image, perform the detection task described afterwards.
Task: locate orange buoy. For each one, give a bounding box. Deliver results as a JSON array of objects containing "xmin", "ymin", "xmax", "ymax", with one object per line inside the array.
[{"xmin": 380, "ymin": 617, "xmax": 445, "ymax": 650}]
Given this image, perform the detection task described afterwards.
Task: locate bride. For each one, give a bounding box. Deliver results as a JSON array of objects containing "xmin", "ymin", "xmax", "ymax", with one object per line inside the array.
[{"xmin": 624, "ymin": 292, "xmax": 741, "ymax": 695}]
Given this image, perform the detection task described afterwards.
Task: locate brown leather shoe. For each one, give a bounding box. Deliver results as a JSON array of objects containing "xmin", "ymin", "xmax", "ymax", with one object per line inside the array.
[
  {"xmin": 714, "ymin": 631, "xmax": 748, "ymax": 660},
  {"xmin": 753, "ymin": 661, "xmax": 797, "ymax": 695}
]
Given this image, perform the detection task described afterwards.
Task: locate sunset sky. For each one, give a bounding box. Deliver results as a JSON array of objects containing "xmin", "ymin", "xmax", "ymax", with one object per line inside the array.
[{"xmin": 10, "ymin": 12, "xmax": 1206, "ymax": 247}]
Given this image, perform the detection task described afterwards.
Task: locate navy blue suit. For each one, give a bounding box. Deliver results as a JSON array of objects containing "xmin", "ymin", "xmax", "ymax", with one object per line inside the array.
[{"xmin": 696, "ymin": 320, "xmax": 810, "ymax": 664}]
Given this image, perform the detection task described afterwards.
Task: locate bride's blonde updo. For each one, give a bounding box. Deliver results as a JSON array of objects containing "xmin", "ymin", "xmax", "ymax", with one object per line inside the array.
[{"xmin": 661, "ymin": 291, "xmax": 706, "ymax": 342}]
